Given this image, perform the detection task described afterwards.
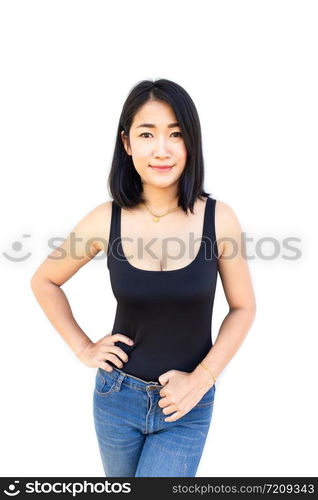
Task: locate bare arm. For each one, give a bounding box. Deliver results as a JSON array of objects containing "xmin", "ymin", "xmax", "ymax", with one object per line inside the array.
[
  {"xmin": 31, "ymin": 278, "xmax": 93, "ymax": 356},
  {"xmin": 30, "ymin": 202, "xmax": 110, "ymax": 357},
  {"xmin": 191, "ymin": 200, "xmax": 257, "ymax": 388},
  {"xmin": 30, "ymin": 201, "xmax": 134, "ymax": 370}
]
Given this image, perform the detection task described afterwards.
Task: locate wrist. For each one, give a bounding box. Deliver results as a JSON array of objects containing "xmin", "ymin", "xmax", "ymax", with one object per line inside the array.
[
  {"xmin": 191, "ymin": 363, "xmax": 215, "ymax": 390},
  {"xmin": 75, "ymin": 339, "xmax": 93, "ymax": 358}
]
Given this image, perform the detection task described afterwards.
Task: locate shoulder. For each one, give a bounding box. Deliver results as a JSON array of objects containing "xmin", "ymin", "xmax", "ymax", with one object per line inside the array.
[
  {"xmin": 215, "ymin": 199, "xmax": 240, "ymax": 228},
  {"xmin": 79, "ymin": 200, "xmax": 112, "ymax": 226},
  {"xmin": 90, "ymin": 200, "xmax": 112, "ymax": 220},
  {"xmin": 214, "ymin": 199, "xmax": 243, "ymax": 258},
  {"xmin": 73, "ymin": 200, "xmax": 113, "ymax": 253}
]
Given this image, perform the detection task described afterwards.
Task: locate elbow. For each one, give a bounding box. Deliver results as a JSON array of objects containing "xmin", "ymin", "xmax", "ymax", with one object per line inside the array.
[
  {"xmin": 249, "ymin": 304, "xmax": 257, "ymax": 322},
  {"xmin": 30, "ymin": 269, "xmax": 39, "ymax": 286},
  {"xmin": 30, "ymin": 272, "xmax": 59, "ymax": 293},
  {"xmin": 246, "ymin": 302, "xmax": 257, "ymax": 327},
  {"xmin": 245, "ymin": 300, "xmax": 257, "ymax": 319},
  {"xmin": 251, "ymin": 298, "xmax": 257, "ymax": 316},
  {"xmin": 243, "ymin": 294, "xmax": 257, "ymax": 319},
  {"xmin": 30, "ymin": 274, "xmax": 39, "ymax": 294},
  {"xmin": 248, "ymin": 298, "xmax": 257, "ymax": 315},
  {"xmin": 229, "ymin": 302, "xmax": 257, "ymax": 318},
  {"xmin": 30, "ymin": 272, "xmax": 36, "ymax": 288},
  {"xmin": 30, "ymin": 272, "xmax": 45, "ymax": 293}
]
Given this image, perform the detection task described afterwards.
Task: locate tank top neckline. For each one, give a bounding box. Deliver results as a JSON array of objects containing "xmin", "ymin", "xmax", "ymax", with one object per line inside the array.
[{"xmin": 116, "ymin": 196, "xmax": 212, "ymax": 274}]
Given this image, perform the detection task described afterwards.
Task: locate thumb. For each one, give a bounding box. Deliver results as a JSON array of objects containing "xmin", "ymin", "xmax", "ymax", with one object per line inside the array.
[{"xmin": 158, "ymin": 370, "xmax": 173, "ymax": 386}]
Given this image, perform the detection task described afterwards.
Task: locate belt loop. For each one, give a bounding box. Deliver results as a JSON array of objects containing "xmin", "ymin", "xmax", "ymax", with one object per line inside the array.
[{"xmin": 113, "ymin": 372, "xmax": 125, "ymax": 392}]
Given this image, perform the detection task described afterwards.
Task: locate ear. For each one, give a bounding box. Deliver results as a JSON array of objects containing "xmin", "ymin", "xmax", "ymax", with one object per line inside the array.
[{"xmin": 121, "ymin": 130, "xmax": 131, "ymax": 156}]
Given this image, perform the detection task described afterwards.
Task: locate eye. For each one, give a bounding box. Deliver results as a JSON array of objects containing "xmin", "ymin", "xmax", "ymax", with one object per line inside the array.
[{"xmin": 139, "ymin": 132, "xmax": 183, "ymax": 138}]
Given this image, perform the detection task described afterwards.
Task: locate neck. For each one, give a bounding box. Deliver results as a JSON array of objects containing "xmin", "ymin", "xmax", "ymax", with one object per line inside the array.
[{"xmin": 142, "ymin": 185, "xmax": 179, "ymax": 212}]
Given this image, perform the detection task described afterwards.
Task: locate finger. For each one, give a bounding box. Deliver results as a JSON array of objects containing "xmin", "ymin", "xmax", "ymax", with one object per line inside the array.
[
  {"xmin": 164, "ymin": 410, "xmax": 186, "ymax": 422},
  {"xmin": 162, "ymin": 404, "xmax": 180, "ymax": 415},
  {"xmin": 159, "ymin": 388, "xmax": 168, "ymax": 397},
  {"xmin": 158, "ymin": 397, "xmax": 171, "ymax": 408},
  {"xmin": 103, "ymin": 353, "xmax": 124, "ymax": 369},
  {"xmin": 108, "ymin": 346, "xmax": 129, "ymax": 363},
  {"xmin": 98, "ymin": 361, "xmax": 113, "ymax": 372},
  {"xmin": 112, "ymin": 334, "xmax": 134, "ymax": 346},
  {"xmin": 99, "ymin": 346, "xmax": 129, "ymax": 363}
]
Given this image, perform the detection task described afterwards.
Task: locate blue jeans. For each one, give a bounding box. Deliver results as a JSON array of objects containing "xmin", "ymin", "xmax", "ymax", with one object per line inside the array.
[{"xmin": 93, "ymin": 366, "xmax": 216, "ymax": 477}]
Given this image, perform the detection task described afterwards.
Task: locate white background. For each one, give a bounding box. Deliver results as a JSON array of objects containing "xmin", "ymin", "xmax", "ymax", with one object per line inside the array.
[{"xmin": 1, "ymin": 0, "xmax": 317, "ymax": 477}]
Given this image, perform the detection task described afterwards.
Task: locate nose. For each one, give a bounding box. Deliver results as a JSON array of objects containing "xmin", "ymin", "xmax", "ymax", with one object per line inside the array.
[{"xmin": 153, "ymin": 135, "xmax": 171, "ymax": 158}]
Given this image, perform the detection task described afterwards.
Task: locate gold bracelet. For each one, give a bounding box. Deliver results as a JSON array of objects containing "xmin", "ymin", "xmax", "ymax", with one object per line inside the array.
[{"xmin": 199, "ymin": 362, "xmax": 217, "ymax": 385}]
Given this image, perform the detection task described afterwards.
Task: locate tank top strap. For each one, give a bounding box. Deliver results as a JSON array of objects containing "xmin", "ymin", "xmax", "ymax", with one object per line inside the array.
[
  {"xmin": 201, "ymin": 196, "xmax": 218, "ymax": 261},
  {"xmin": 107, "ymin": 200, "xmax": 121, "ymax": 257},
  {"xmin": 107, "ymin": 197, "xmax": 218, "ymax": 260}
]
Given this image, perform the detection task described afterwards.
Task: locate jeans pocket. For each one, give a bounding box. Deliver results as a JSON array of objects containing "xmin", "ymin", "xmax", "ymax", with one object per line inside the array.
[
  {"xmin": 95, "ymin": 368, "xmax": 117, "ymax": 397},
  {"xmin": 196, "ymin": 385, "xmax": 215, "ymax": 407}
]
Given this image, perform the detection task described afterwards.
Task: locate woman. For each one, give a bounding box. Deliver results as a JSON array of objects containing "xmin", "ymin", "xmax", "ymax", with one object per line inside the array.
[{"xmin": 31, "ymin": 78, "xmax": 256, "ymax": 477}]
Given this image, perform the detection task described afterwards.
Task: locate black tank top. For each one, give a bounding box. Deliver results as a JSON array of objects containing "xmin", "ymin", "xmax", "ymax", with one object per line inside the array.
[{"xmin": 106, "ymin": 196, "xmax": 219, "ymax": 381}]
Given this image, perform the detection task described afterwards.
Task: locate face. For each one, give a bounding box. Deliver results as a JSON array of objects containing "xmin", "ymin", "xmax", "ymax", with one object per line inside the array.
[{"xmin": 121, "ymin": 100, "xmax": 187, "ymax": 188}]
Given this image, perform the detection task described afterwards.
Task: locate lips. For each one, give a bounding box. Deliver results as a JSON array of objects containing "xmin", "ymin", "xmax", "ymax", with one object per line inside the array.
[{"xmin": 149, "ymin": 164, "xmax": 174, "ymax": 171}]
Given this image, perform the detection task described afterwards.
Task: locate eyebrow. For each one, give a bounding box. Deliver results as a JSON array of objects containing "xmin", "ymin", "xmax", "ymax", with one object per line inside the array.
[{"xmin": 135, "ymin": 122, "xmax": 180, "ymax": 129}]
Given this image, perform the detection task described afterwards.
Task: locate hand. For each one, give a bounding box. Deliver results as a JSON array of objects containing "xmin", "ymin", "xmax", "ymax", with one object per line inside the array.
[
  {"xmin": 76, "ymin": 332, "xmax": 134, "ymax": 370},
  {"xmin": 158, "ymin": 369, "xmax": 212, "ymax": 422}
]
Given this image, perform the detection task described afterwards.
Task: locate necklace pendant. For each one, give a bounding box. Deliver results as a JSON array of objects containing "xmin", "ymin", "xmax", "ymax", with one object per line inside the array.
[{"xmin": 153, "ymin": 216, "xmax": 160, "ymax": 222}]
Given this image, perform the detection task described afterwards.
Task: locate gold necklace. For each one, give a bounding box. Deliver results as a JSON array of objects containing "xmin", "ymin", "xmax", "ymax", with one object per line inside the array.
[{"xmin": 143, "ymin": 202, "xmax": 180, "ymax": 222}]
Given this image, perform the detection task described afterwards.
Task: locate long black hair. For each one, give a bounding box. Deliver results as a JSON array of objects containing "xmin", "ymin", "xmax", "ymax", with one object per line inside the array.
[{"xmin": 107, "ymin": 78, "xmax": 212, "ymax": 214}]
